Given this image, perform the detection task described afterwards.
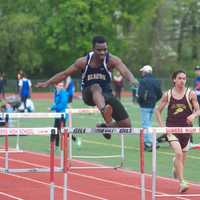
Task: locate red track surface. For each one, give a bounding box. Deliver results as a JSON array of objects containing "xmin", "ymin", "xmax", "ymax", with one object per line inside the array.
[{"xmin": 0, "ymin": 151, "xmax": 200, "ymax": 200}]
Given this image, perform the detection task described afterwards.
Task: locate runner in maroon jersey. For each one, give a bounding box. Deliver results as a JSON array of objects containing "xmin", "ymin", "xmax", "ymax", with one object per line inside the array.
[{"xmin": 155, "ymin": 70, "xmax": 200, "ymax": 193}]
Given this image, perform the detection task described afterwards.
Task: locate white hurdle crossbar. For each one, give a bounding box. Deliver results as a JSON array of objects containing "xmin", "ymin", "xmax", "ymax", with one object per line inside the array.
[
  {"xmin": 67, "ymin": 108, "xmax": 126, "ymax": 168},
  {"xmin": 0, "ymin": 127, "xmax": 58, "ymax": 173},
  {"xmin": 0, "ymin": 110, "xmax": 126, "ymax": 169},
  {"xmin": 0, "ymin": 112, "xmax": 66, "ymax": 153},
  {"xmin": 0, "ymin": 127, "xmax": 67, "ymax": 200},
  {"xmin": 65, "ymin": 127, "xmax": 200, "ymax": 200}
]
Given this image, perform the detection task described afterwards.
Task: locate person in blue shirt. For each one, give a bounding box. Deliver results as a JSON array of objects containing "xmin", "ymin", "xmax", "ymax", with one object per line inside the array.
[
  {"xmin": 18, "ymin": 72, "xmax": 32, "ymax": 112},
  {"xmin": 65, "ymin": 76, "xmax": 80, "ymax": 144},
  {"xmin": 50, "ymin": 81, "xmax": 68, "ymax": 147},
  {"xmin": 65, "ymin": 76, "xmax": 75, "ymax": 106},
  {"xmin": 191, "ymin": 65, "xmax": 200, "ymax": 144},
  {"xmin": 194, "ymin": 66, "xmax": 200, "ymax": 126}
]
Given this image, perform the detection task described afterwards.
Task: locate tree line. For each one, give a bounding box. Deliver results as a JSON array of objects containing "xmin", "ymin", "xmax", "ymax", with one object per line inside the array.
[{"xmin": 0, "ymin": 0, "xmax": 199, "ymax": 79}]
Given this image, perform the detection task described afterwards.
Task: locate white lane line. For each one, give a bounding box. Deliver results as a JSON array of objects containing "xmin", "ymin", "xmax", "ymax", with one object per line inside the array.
[
  {"xmin": 1, "ymin": 173, "xmax": 108, "ymax": 200},
  {"xmin": 0, "ymin": 154, "xmax": 190, "ymax": 200},
  {"xmin": 24, "ymin": 151, "xmax": 199, "ymax": 190},
  {"xmin": 0, "ymin": 192, "xmax": 25, "ymax": 200}
]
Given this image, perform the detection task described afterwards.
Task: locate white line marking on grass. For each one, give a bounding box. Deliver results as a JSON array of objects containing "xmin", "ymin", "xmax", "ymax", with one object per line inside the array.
[
  {"xmin": 0, "ymin": 192, "xmax": 25, "ymax": 200},
  {"xmin": 82, "ymin": 139, "xmax": 200, "ymax": 160},
  {"xmin": 0, "ymin": 153, "xmax": 191, "ymax": 200}
]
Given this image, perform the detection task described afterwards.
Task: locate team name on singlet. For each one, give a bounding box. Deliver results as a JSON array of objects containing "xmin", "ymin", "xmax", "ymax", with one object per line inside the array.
[
  {"xmin": 171, "ymin": 103, "xmax": 187, "ymax": 115},
  {"xmin": 87, "ymin": 73, "xmax": 106, "ymax": 81}
]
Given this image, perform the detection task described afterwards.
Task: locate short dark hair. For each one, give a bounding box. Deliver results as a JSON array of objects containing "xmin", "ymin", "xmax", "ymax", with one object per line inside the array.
[
  {"xmin": 172, "ymin": 70, "xmax": 186, "ymax": 80},
  {"xmin": 92, "ymin": 36, "xmax": 107, "ymax": 47}
]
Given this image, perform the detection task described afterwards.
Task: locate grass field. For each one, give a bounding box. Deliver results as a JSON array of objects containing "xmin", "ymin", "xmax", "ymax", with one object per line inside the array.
[{"xmin": 1, "ymin": 96, "xmax": 200, "ymax": 183}]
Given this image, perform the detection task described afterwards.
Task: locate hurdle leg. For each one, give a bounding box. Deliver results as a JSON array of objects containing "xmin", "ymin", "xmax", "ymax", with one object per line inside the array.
[
  {"xmin": 16, "ymin": 119, "xmax": 21, "ymax": 151},
  {"xmin": 4, "ymin": 119, "xmax": 9, "ymax": 171},
  {"xmin": 16, "ymin": 132, "xmax": 20, "ymax": 151},
  {"xmin": 60, "ymin": 115, "xmax": 65, "ymax": 170},
  {"xmin": 60, "ymin": 135, "xmax": 64, "ymax": 169},
  {"xmin": 5, "ymin": 134, "xmax": 9, "ymax": 171},
  {"xmin": 152, "ymin": 131, "xmax": 157, "ymax": 200},
  {"xmin": 140, "ymin": 129, "xmax": 145, "ymax": 200},
  {"xmin": 63, "ymin": 129, "xmax": 69, "ymax": 200},
  {"xmin": 68, "ymin": 109, "xmax": 72, "ymax": 161},
  {"xmin": 120, "ymin": 135, "xmax": 125, "ymax": 167},
  {"xmin": 50, "ymin": 130, "xmax": 56, "ymax": 200}
]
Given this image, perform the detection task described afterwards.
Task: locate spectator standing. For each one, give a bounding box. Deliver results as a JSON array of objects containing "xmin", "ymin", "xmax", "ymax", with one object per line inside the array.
[
  {"xmin": 137, "ymin": 65, "xmax": 162, "ymax": 151},
  {"xmin": 132, "ymin": 85, "xmax": 138, "ymax": 102},
  {"xmin": 190, "ymin": 65, "xmax": 200, "ymax": 145},
  {"xmin": 0, "ymin": 72, "xmax": 6, "ymax": 99},
  {"xmin": 16, "ymin": 70, "xmax": 23, "ymax": 94},
  {"xmin": 65, "ymin": 76, "xmax": 80, "ymax": 144},
  {"xmin": 194, "ymin": 65, "xmax": 200, "ymax": 126},
  {"xmin": 65, "ymin": 76, "xmax": 75, "ymax": 107},
  {"xmin": 18, "ymin": 72, "xmax": 32, "ymax": 112},
  {"xmin": 50, "ymin": 81, "xmax": 68, "ymax": 148}
]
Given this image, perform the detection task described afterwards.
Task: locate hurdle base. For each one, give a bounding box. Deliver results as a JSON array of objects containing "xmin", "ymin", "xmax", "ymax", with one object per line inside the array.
[
  {"xmin": 0, "ymin": 167, "xmax": 63, "ymax": 173},
  {"xmin": 72, "ymin": 155, "xmax": 122, "ymax": 159},
  {"xmin": 0, "ymin": 149, "xmax": 24, "ymax": 153}
]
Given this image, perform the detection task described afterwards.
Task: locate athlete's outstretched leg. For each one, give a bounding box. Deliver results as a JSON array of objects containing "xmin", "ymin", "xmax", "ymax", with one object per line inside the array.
[{"xmin": 90, "ymin": 84, "xmax": 112, "ymax": 123}]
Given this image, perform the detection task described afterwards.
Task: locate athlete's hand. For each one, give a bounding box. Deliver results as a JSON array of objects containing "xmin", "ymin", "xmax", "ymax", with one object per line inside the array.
[
  {"xmin": 35, "ymin": 82, "xmax": 49, "ymax": 88},
  {"xmin": 186, "ymin": 114, "xmax": 195, "ymax": 125}
]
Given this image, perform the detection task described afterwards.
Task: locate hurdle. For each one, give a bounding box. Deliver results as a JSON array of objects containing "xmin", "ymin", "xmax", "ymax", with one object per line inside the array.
[
  {"xmin": 0, "ymin": 112, "xmax": 65, "ymax": 153},
  {"xmin": 0, "ymin": 109, "xmax": 126, "ymax": 168},
  {"xmin": 67, "ymin": 108, "xmax": 125, "ymax": 169},
  {"xmin": 148, "ymin": 126, "xmax": 200, "ymax": 200},
  {"xmin": 64, "ymin": 127, "xmax": 200, "ymax": 200},
  {"xmin": 0, "ymin": 112, "xmax": 66, "ymax": 153},
  {"xmin": 0, "ymin": 127, "xmax": 66, "ymax": 200},
  {"xmin": 63, "ymin": 127, "xmax": 143, "ymax": 200}
]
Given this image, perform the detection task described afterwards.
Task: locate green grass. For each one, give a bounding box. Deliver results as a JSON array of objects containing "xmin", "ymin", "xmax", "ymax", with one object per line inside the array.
[{"xmin": 1, "ymin": 96, "xmax": 200, "ymax": 183}]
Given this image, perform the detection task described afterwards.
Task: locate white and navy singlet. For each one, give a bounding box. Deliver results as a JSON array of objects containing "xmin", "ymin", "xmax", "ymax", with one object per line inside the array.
[{"xmin": 81, "ymin": 52, "xmax": 112, "ymax": 94}]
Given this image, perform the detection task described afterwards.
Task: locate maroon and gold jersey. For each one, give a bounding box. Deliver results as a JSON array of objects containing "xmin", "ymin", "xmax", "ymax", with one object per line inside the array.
[{"xmin": 166, "ymin": 89, "xmax": 192, "ymax": 149}]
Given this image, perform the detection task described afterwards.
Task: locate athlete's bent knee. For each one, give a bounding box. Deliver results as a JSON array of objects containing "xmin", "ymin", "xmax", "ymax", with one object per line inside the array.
[{"xmin": 117, "ymin": 118, "xmax": 131, "ymax": 127}]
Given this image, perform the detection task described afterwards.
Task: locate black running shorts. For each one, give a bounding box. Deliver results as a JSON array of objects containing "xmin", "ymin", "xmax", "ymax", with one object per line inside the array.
[{"xmin": 82, "ymin": 87, "xmax": 129, "ymax": 122}]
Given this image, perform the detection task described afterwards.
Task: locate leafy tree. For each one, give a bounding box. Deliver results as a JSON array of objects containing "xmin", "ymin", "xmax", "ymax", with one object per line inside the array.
[{"xmin": 0, "ymin": 13, "xmax": 41, "ymax": 76}]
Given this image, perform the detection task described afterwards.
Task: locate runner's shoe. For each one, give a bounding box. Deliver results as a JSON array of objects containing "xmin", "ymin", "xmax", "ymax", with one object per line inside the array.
[
  {"xmin": 101, "ymin": 104, "xmax": 113, "ymax": 124},
  {"xmin": 179, "ymin": 180, "xmax": 189, "ymax": 193},
  {"xmin": 72, "ymin": 135, "xmax": 76, "ymax": 142},
  {"xmin": 96, "ymin": 123, "xmax": 111, "ymax": 140},
  {"xmin": 157, "ymin": 135, "xmax": 167, "ymax": 143}
]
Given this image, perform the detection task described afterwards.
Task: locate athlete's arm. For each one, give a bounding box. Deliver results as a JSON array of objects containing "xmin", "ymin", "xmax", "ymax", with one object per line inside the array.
[
  {"xmin": 36, "ymin": 57, "xmax": 86, "ymax": 87},
  {"xmin": 155, "ymin": 92, "xmax": 168, "ymax": 127},
  {"xmin": 187, "ymin": 91, "xmax": 200, "ymax": 124},
  {"xmin": 110, "ymin": 55, "xmax": 138, "ymax": 87}
]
